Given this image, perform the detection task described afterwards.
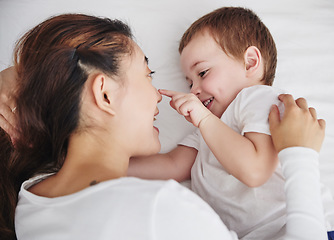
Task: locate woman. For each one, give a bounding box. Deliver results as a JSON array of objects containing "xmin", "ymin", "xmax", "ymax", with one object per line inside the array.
[
  {"xmin": 0, "ymin": 14, "xmax": 327, "ymax": 240},
  {"xmin": 0, "ymin": 13, "xmax": 233, "ymax": 240}
]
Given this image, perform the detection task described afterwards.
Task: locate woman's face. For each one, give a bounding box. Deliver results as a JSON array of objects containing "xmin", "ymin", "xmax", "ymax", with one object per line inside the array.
[{"xmin": 114, "ymin": 42, "xmax": 162, "ymax": 157}]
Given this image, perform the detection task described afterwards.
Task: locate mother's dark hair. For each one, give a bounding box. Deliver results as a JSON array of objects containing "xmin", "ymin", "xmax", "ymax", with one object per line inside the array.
[{"xmin": 0, "ymin": 14, "xmax": 133, "ymax": 239}]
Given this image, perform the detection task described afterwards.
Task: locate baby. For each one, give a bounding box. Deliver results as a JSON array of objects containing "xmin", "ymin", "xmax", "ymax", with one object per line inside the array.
[{"xmin": 130, "ymin": 7, "xmax": 287, "ymax": 239}]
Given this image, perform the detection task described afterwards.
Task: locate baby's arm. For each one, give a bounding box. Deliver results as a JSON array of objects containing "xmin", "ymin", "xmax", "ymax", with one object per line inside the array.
[
  {"xmin": 160, "ymin": 89, "xmax": 277, "ymax": 187},
  {"xmin": 200, "ymin": 114, "xmax": 277, "ymax": 187},
  {"xmin": 128, "ymin": 145, "xmax": 197, "ymax": 182}
]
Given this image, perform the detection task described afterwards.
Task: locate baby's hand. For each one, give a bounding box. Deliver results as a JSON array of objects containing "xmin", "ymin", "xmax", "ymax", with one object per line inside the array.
[{"xmin": 159, "ymin": 89, "xmax": 212, "ymax": 127}]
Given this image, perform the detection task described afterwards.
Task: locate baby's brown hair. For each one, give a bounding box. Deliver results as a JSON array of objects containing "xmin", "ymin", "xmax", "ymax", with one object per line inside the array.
[{"xmin": 179, "ymin": 7, "xmax": 277, "ymax": 86}]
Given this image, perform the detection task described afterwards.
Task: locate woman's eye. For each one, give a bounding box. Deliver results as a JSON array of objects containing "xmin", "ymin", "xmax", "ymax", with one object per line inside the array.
[
  {"xmin": 189, "ymin": 83, "xmax": 193, "ymax": 89},
  {"xmin": 148, "ymin": 71, "xmax": 155, "ymax": 78},
  {"xmin": 198, "ymin": 70, "xmax": 208, "ymax": 78}
]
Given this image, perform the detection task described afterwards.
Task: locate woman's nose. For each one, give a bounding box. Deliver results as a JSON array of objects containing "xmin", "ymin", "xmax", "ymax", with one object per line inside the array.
[{"xmin": 156, "ymin": 89, "xmax": 162, "ymax": 103}]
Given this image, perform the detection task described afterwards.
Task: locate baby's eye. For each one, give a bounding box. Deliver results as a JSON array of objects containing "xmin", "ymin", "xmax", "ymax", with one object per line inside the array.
[{"xmin": 198, "ymin": 70, "xmax": 208, "ymax": 78}]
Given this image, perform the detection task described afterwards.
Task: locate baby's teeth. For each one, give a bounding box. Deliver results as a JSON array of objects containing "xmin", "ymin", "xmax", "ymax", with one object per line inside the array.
[{"xmin": 203, "ymin": 98, "xmax": 213, "ymax": 107}]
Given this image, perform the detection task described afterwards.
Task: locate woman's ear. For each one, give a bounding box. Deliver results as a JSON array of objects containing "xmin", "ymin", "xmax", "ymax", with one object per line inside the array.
[
  {"xmin": 91, "ymin": 74, "xmax": 118, "ymax": 115},
  {"xmin": 244, "ymin": 46, "xmax": 262, "ymax": 76}
]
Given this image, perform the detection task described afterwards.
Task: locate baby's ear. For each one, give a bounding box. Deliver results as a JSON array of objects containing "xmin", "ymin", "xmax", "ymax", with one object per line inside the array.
[
  {"xmin": 91, "ymin": 74, "xmax": 118, "ymax": 116},
  {"xmin": 244, "ymin": 46, "xmax": 262, "ymax": 74}
]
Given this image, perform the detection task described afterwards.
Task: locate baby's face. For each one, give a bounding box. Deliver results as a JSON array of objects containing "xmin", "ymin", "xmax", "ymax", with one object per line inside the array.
[{"xmin": 180, "ymin": 30, "xmax": 249, "ymax": 118}]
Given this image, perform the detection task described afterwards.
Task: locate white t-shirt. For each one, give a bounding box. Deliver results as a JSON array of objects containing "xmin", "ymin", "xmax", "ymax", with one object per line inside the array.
[
  {"xmin": 15, "ymin": 176, "xmax": 237, "ymax": 240},
  {"xmin": 179, "ymin": 85, "xmax": 287, "ymax": 239},
  {"xmin": 15, "ymin": 147, "xmax": 327, "ymax": 240},
  {"xmin": 280, "ymin": 147, "xmax": 327, "ymax": 240}
]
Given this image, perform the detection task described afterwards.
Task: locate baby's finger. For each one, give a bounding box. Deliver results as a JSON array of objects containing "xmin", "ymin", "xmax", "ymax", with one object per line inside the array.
[
  {"xmin": 172, "ymin": 95, "xmax": 191, "ymax": 115},
  {"xmin": 178, "ymin": 103, "xmax": 191, "ymax": 117},
  {"xmin": 168, "ymin": 100, "xmax": 189, "ymax": 117},
  {"xmin": 169, "ymin": 100, "xmax": 176, "ymax": 111},
  {"xmin": 159, "ymin": 89, "xmax": 181, "ymax": 98}
]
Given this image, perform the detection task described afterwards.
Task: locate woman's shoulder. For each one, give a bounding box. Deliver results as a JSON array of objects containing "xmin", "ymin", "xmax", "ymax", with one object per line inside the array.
[
  {"xmin": 18, "ymin": 176, "xmax": 184, "ymax": 204},
  {"xmin": 17, "ymin": 177, "xmax": 236, "ymax": 240},
  {"xmin": 19, "ymin": 176, "xmax": 220, "ymax": 219}
]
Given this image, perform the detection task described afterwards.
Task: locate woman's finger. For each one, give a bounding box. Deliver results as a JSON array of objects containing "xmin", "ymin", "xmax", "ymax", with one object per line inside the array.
[
  {"xmin": 295, "ymin": 97, "xmax": 308, "ymax": 110},
  {"xmin": 308, "ymin": 107, "xmax": 317, "ymax": 120},
  {"xmin": 278, "ymin": 94, "xmax": 296, "ymax": 108},
  {"xmin": 0, "ymin": 103, "xmax": 18, "ymax": 131},
  {"xmin": 268, "ymin": 104, "xmax": 280, "ymax": 131},
  {"xmin": 318, "ymin": 118, "xmax": 326, "ymax": 130},
  {"xmin": 0, "ymin": 114, "xmax": 18, "ymax": 141}
]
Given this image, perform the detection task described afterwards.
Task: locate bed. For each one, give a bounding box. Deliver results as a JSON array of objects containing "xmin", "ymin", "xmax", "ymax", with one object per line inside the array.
[{"xmin": 1, "ymin": 0, "xmax": 333, "ymax": 230}]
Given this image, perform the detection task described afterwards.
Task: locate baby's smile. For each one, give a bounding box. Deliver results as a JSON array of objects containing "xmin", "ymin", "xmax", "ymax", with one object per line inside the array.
[{"xmin": 202, "ymin": 97, "xmax": 214, "ymax": 108}]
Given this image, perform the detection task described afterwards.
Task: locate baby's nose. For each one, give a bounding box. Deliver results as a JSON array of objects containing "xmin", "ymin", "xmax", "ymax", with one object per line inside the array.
[{"xmin": 190, "ymin": 82, "xmax": 201, "ymax": 96}]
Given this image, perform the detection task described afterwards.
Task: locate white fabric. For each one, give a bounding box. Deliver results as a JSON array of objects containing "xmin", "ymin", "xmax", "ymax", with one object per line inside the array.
[
  {"xmin": 221, "ymin": 85, "xmax": 285, "ymax": 136},
  {"xmin": 279, "ymin": 147, "xmax": 327, "ymax": 240},
  {"xmin": 179, "ymin": 85, "xmax": 287, "ymax": 239},
  {"xmin": 15, "ymin": 177, "xmax": 238, "ymax": 240},
  {"xmin": 1, "ymin": 3, "xmax": 333, "ymax": 188},
  {"xmin": 1, "ymin": 0, "xmax": 333, "ymax": 237},
  {"xmin": 15, "ymin": 147, "xmax": 327, "ymax": 240}
]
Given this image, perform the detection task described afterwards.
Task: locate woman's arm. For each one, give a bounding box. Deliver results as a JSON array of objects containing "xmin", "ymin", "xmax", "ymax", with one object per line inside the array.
[
  {"xmin": 269, "ymin": 94, "xmax": 327, "ymax": 240},
  {"xmin": 279, "ymin": 147, "xmax": 327, "ymax": 240}
]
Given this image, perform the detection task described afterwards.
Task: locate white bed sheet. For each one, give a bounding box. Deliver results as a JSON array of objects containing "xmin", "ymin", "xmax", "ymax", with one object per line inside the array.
[{"xmin": 1, "ymin": 0, "xmax": 333, "ymax": 225}]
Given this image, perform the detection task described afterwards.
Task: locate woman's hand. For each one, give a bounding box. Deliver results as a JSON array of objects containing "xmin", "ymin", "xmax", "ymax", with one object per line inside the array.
[
  {"xmin": 0, "ymin": 67, "xmax": 19, "ymax": 143},
  {"xmin": 159, "ymin": 89, "xmax": 212, "ymax": 127},
  {"xmin": 269, "ymin": 94, "xmax": 326, "ymax": 152}
]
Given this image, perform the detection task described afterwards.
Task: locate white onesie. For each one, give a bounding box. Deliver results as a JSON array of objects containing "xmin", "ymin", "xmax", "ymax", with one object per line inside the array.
[{"xmin": 179, "ymin": 85, "xmax": 287, "ymax": 239}]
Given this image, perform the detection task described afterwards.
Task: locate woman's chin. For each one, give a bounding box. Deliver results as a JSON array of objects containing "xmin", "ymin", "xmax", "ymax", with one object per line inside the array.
[
  {"xmin": 151, "ymin": 140, "xmax": 161, "ymax": 154},
  {"xmin": 137, "ymin": 138, "xmax": 161, "ymax": 157}
]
